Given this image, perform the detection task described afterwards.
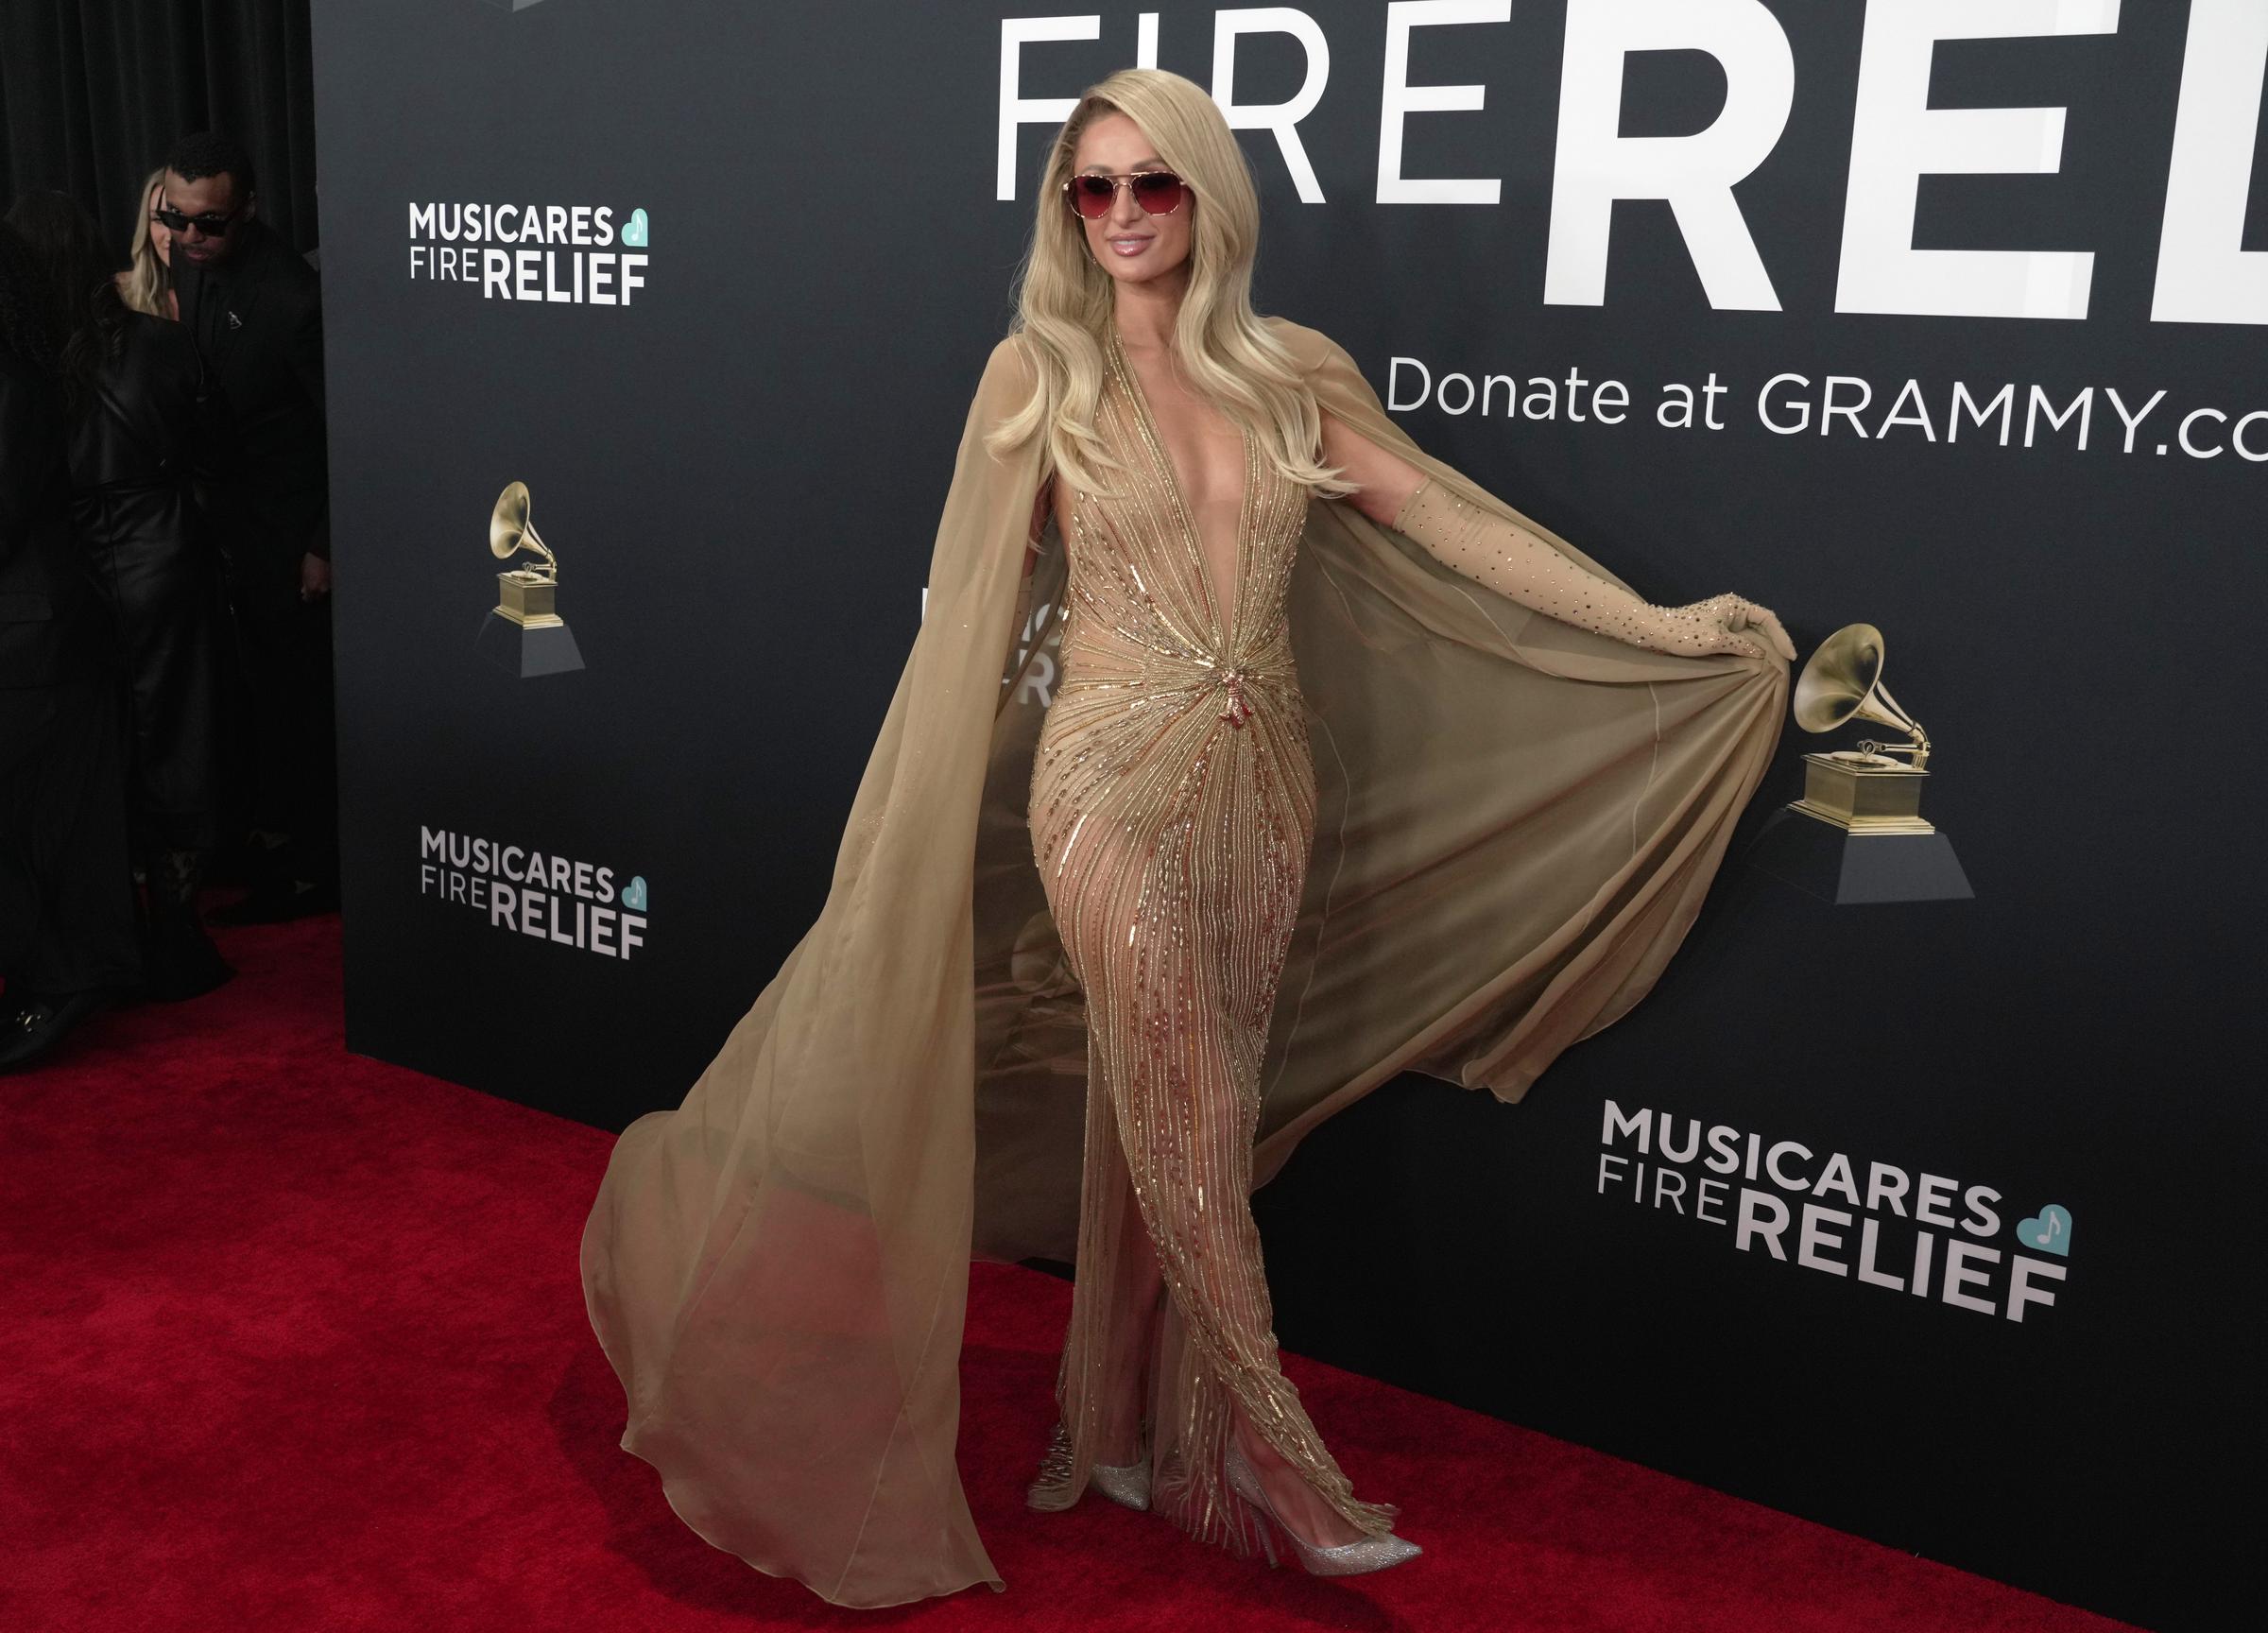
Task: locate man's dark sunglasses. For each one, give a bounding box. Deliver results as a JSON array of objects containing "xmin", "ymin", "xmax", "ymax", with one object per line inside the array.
[{"xmin": 153, "ymin": 203, "xmax": 245, "ymax": 236}]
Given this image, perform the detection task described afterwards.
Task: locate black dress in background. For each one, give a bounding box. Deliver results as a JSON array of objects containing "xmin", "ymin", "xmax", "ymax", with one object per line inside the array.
[
  {"xmin": 66, "ymin": 310, "xmax": 234, "ymax": 854},
  {"xmin": 0, "ymin": 342, "xmax": 140, "ymax": 1006}
]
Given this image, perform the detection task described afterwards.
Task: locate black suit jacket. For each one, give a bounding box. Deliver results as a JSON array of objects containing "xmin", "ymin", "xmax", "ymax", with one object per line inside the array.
[
  {"xmin": 0, "ymin": 349, "xmax": 111, "ymax": 690},
  {"xmin": 174, "ymin": 217, "xmax": 330, "ymax": 562}
]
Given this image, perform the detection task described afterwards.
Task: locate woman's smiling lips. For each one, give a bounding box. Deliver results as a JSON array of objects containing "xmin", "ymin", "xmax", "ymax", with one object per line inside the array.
[{"xmin": 1107, "ymin": 234, "xmax": 1152, "ymax": 256}]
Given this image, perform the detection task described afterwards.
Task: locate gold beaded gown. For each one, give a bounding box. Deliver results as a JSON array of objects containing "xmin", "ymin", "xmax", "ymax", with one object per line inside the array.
[
  {"xmin": 581, "ymin": 316, "xmax": 1790, "ymax": 1607},
  {"xmin": 1018, "ymin": 326, "xmax": 1393, "ymax": 1549}
]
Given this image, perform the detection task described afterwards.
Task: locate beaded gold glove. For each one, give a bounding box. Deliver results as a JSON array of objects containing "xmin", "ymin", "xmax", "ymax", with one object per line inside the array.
[{"xmin": 1391, "ymin": 476, "xmax": 1776, "ymax": 660}]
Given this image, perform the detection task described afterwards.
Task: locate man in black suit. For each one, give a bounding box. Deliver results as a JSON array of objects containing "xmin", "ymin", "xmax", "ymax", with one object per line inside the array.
[
  {"xmin": 162, "ymin": 131, "xmax": 337, "ymax": 921},
  {"xmin": 0, "ymin": 224, "xmax": 139, "ymax": 1069}
]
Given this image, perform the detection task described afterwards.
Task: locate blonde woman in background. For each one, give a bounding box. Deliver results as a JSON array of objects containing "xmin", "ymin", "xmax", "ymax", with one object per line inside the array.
[{"xmin": 116, "ymin": 168, "xmax": 177, "ymax": 320}]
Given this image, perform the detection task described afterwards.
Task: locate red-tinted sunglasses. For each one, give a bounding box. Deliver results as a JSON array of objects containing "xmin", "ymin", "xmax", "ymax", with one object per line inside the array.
[{"xmin": 1061, "ymin": 170, "xmax": 1190, "ymax": 220}]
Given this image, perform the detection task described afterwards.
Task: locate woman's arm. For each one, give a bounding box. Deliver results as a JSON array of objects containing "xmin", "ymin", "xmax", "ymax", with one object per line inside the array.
[
  {"xmin": 1007, "ymin": 471, "xmax": 1055, "ymax": 639},
  {"xmin": 1319, "ymin": 407, "xmax": 1794, "ymax": 662},
  {"xmin": 1024, "ymin": 472, "xmax": 1054, "ymax": 580},
  {"xmin": 1321, "ymin": 406, "xmax": 1428, "ymax": 530}
]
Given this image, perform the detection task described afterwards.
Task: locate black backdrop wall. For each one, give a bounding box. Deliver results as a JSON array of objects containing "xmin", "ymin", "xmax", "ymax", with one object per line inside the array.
[
  {"xmin": 0, "ymin": 0, "xmax": 318, "ymax": 253},
  {"xmin": 301, "ymin": 4, "xmax": 2254, "ymax": 1629}
]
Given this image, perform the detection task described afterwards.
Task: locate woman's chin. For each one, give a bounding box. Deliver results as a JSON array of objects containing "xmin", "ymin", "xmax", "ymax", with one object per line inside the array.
[{"xmin": 1105, "ymin": 258, "xmax": 1185, "ymax": 289}]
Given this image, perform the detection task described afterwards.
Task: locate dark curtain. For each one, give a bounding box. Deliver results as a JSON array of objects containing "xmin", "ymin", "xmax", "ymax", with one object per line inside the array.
[{"xmin": 0, "ymin": 0, "xmax": 318, "ymax": 257}]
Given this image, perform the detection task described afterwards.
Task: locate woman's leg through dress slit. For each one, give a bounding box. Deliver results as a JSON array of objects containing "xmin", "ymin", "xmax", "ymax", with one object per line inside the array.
[{"xmin": 1025, "ymin": 678, "xmax": 1399, "ymax": 1555}]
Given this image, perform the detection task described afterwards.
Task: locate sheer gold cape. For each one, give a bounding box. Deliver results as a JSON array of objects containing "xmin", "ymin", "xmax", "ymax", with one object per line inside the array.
[{"xmin": 580, "ymin": 317, "xmax": 1790, "ymax": 1607}]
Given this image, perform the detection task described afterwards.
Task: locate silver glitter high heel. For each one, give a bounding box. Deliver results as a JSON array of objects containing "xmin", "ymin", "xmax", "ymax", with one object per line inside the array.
[
  {"xmin": 1225, "ymin": 1440, "xmax": 1421, "ymax": 1576},
  {"xmin": 1028, "ymin": 1422, "xmax": 1151, "ymax": 1513},
  {"xmin": 1086, "ymin": 1456, "xmax": 1151, "ymax": 1511}
]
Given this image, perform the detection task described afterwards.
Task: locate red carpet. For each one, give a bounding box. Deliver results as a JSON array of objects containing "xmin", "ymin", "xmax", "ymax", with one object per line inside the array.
[{"xmin": 1, "ymin": 913, "xmax": 2141, "ymax": 1632}]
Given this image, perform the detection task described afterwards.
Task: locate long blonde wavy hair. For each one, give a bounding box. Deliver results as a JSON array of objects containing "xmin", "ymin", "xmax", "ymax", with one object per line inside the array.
[
  {"xmin": 985, "ymin": 68, "xmax": 1354, "ymax": 502},
  {"xmin": 118, "ymin": 167, "xmax": 172, "ymax": 318}
]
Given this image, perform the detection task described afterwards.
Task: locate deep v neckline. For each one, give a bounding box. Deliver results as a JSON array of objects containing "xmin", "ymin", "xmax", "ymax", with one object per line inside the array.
[{"xmin": 1108, "ymin": 323, "xmax": 1252, "ymax": 646}]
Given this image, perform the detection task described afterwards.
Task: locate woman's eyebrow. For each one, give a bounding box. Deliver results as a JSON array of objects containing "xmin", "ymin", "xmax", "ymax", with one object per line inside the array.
[{"xmin": 1076, "ymin": 157, "xmax": 1169, "ymax": 174}]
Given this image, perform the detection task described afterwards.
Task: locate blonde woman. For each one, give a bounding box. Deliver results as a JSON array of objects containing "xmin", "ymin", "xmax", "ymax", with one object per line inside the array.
[
  {"xmin": 583, "ymin": 67, "xmax": 1795, "ymax": 1607},
  {"xmin": 116, "ymin": 168, "xmax": 178, "ymax": 320}
]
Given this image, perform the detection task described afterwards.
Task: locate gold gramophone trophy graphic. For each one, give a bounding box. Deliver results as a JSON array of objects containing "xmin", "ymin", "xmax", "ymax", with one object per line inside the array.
[
  {"xmin": 1746, "ymin": 623, "xmax": 1971, "ymax": 903},
  {"xmin": 1790, "ymin": 623, "xmax": 1933, "ymax": 834},
  {"xmin": 475, "ymin": 480, "xmax": 585, "ymax": 677}
]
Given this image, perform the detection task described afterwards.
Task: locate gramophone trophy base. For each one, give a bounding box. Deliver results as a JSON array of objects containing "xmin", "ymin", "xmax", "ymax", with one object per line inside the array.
[
  {"xmin": 495, "ymin": 570, "xmax": 561, "ymax": 628},
  {"xmin": 1744, "ymin": 807, "xmax": 1972, "ymax": 905},
  {"xmin": 1789, "ymin": 750, "xmax": 1934, "ymax": 835},
  {"xmin": 476, "ymin": 610, "xmax": 584, "ymax": 678}
]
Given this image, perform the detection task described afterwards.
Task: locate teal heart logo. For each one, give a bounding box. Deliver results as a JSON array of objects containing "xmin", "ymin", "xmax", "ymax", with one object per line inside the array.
[
  {"xmin": 621, "ymin": 875, "xmax": 648, "ymax": 912},
  {"xmin": 620, "ymin": 208, "xmax": 649, "ymax": 249},
  {"xmin": 2015, "ymin": 1203, "xmax": 2071, "ymax": 1257}
]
